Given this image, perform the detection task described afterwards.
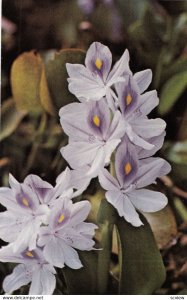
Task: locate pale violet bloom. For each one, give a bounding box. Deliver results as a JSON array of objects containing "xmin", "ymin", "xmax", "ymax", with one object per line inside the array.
[
  {"xmin": 38, "ymin": 197, "xmax": 98, "ymax": 269},
  {"xmin": 0, "ymin": 245, "xmax": 56, "ymax": 295},
  {"xmin": 59, "ymin": 98, "xmax": 124, "ymax": 177},
  {"xmin": 66, "ymin": 42, "xmax": 130, "ymax": 110},
  {"xmin": 0, "ymin": 174, "xmax": 50, "ymax": 253},
  {"xmin": 115, "ymin": 75, "xmax": 166, "ymax": 150},
  {"xmin": 99, "ymin": 140, "xmax": 171, "ymax": 226}
]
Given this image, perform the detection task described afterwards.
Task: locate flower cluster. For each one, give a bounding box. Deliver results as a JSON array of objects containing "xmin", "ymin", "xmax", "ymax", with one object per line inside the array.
[
  {"xmin": 0, "ymin": 41, "xmax": 171, "ymax": 295},
  {"xmin": 60, "ymin": 41, "xmax": 171, "ymax": 226},
  {"xmin": 0, "ymin": 171, "xmax": 97, "ymax": 294}
]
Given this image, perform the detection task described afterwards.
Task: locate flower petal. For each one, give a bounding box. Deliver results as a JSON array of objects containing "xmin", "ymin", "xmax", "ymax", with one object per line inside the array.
[
  {"xmin": 133, "ymin": 69, "xmax": 152, "ymax": 94},
  {"xmin": 136, "ymin": 157, "xmax": 171, "ymax": 188},
  {"xmin": 106, "ymin": 191, "xmax": 143, "ymax": 226},
  {"xmin": 129, "ymin": 189, "xmax": 168, "ymax": 213},
  {"xmin": 139, "ymin": 90, "xmax": 159, "ymax": 115},
  {"xmin": 69, "ymin": 200, "xmax": 91, "ymax": 226},
  {"xmin": 59, "ymin": 240, "xmax": 83, "ymax": 269},
  {"xmin": 85, "ymin": 42, "xmax": 112, "ymax": 81},
  {"xmin": 108, "ymin": 49, "xmax": 131, "ymax": 83},
  {"xmin": 3, "ymin": 264, "xmax": 31, "ymax": 294},
  {"xmin": 132, "ymin": 117, "xmax": 166, "ymax": 139},
  {"xmin": 43, "ymin": 236, "xmax": 65, "ymax": 268},
  {"xmin": 61, "ymin": 142, "xmax": 101, "ymax": 170},
  {"xmin": 29, "ymin": 266, "xmax": 56, "ymax": 295},
  {"xmin": 99, "ymin": 168, "xmax": 119, "ymax": 191}
]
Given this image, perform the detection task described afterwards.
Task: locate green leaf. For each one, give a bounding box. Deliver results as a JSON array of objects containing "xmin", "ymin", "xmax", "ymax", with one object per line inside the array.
[
  {"xmin": 11, "ymin": 51, "xmax": 43, "ymax": 114},
  {"xmin": 11, "ymin": 51, "xmax": 56, "ymax": 115},
  {"xmin": 159, "ymin": 71, "xmax": 187, "ymax": 115},
  {"xmin": 0, "ymin": 98, "xmax": 27, "ymax": 142},
  {"xmin": 62, "ymin": 251, "xmax": 98, "ymax": 295},
  {"xmin": 116, "ymin": 214, "xmax": 166, "ymax": 294},
  {"xmin": 45, "ymin": 49, "xmax": 85, "ymax": 110}
]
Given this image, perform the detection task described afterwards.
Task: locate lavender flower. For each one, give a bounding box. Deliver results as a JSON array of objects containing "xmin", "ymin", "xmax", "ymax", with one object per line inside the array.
[
  {"xmin": 115, "ymin": 75, "xmax": 166, "ymax": 150},
  {"xmin": 99, "ymin": 140, "xmax": 171, "ymax": 226},
  {"xmin": 38, "ymin": 198, "xmax": 97, "ymax": 268},
  {"xmin": 0, "ymin": 245, "xmax": 56, "ymax": 295},
  {"xmin": 0, "ymin": 174, "xmax": 50, "ymax": 253},
  {"xmin": 66, "ymin": 42, "xmax": 130, "ymax": 110},
  {"xmin": 59, "ymin": 98, "xmax": 124, "ymax": 177}
]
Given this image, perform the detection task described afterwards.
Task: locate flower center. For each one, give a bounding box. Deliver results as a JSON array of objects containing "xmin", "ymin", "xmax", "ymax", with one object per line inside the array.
[
  {"xmin": 58, "ymin": 214, "xmax": 65, "ymax": 223},
  {"xmin": 22, "ymin": 197, "xmax": 29, "ymax": 207},
  {"xmin": 124, "ymin": 162, "xmax": 132, "ymax": 175},
  {"xmin": 93, "ymin": 115, "xmax": 100, "ymax": 127},
  {"xmin": 95, "ymin": 58, "xmax": 102, "ymax": 70},
  {"xmin": 126, "ymin": 93, "xmax": 132, "ymax": 106},
  {"xmin": 26, "ymin": 251, "xmax": 34, "ymax": 258}
]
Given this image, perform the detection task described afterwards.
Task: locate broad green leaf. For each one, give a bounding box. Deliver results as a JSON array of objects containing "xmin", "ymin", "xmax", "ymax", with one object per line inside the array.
[
  {"xmin": 45, "ymin": 49, "xmax": 85, "ymax": 109},
  {"xmin": 0, "ymin": 98, "xmax": 27, "ymax": 141},
  {"xmin": 62, "ymin": 251, "xmax": 98, "ymax": 295},
  {"xmin": 116, "ymin": 214, "xmax": 166, "ymax": 294},
  {"xmin": 161, "ymin": 57, "xmax": 187, "ymax": 84},
  {"xmin": 159, "ymin": 71, "xmax": 187, "ymax": 115},
  {"xmin": 11, "ymin": 51, "xmax": 56, "ymax": 115},
  {"xmin": 11, "ymin": 51, "xmax": 43, "ymax": 114}
]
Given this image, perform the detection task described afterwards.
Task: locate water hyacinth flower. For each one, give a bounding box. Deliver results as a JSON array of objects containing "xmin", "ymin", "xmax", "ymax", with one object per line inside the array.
[
  {"xmin": 38, "ymin": 198, "xmax": 98, "ymax": 268},
  {"xmin": 115, "ymin": 76, "xmax": 166, "ymax": 150},
  {"xmin": 0, "ymin": 245, "xmax": 56, "ymax": 295},
  {"xmin": 66, "ymin": 42, "xmax": 130, "ymax": 110},
  {"xmin": 60, "ymin": 98, "xmax": 124, "ymax": 177},
  {"xmin": 99, "ymin": 140, "xmax": 171, "ymax": 226},
  {"xmin": 0, "ymin": 174, "xmax": 50, "ymax": 253}
]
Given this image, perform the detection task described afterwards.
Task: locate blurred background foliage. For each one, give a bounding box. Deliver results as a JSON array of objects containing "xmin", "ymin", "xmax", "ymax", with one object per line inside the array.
[{"xmin": 1, "ymin": 0, "xmax": 187, "ymax": 295}]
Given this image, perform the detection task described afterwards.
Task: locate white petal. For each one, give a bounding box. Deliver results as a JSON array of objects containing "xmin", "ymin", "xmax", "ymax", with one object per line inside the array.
[
  {"xmin": 132, "ymin": 117, "xmax": 166, "ymax": 139},
  {"xmin": 134, "ymin": 69, "xmax": 152, "ymax": 93},
  {"xmin": 43, "ymin": 236, "xmax": 65, "ymax": 268},
  {"xmin": 69, "ymin": 200, "xmax": 91, "ymax": 226},
  {"xmin": 29, "ymin": 266, "xmax": 56, "ymax": 295},
  {"xmin": 108, "ymin": 49, "xmax": 131, "ymax": 83},
  {"xmin": 104, "ymin": 139, "xmax": 121, "ymax": 165},
  {"xmin": 139, "ymin": 90, "xmax": 159, "ymax": 115},
  {"xmin": 61, "ymin": 142, "xmax": 101, "ymax": 170},
  {"xmin": 59, "ymin": 240, "xmax": 83, "ymax": 269},
  {"xmin": 3, "ymin": 264, "xmax": 31, "ymax": 294},
  {"xmin": 98, "ymin": 168, "xmax": 119, "ymax": 191},
  {"xmin": 87, "ymin": 147, "xmax": 105, "ymax": 177},
  {"xmin": 136, "ymin": 157, "xmax": 171, "ymax": 188},
  {"xmin": 106, "ymin": 191, "xmax": 143, "ymax": 226},
  {"xmin": 129, "ymin": 189, "xmax": 168, "ymax": 212},
  {"xmin": 0, "ymin": 211, "xmax": 22, "ymax": 243}
]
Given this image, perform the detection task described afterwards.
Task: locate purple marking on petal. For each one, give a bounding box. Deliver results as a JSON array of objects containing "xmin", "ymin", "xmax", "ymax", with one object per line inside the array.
[
  {"xmin": 117, "ymin": 76, "xmax": 139, "ymax": 117},
  {"xmin": 87, "ymin": 99, "xmax": 110, "ymax": 139},
  {"xmin": 115, "ymin": 139, "xmax": 138, "ymax": 188},
  {"xmin": 53, "ymin": 208, "xmax": 71, "ymax": 229},
  {"xmin": 85, "ymin": 42, "xmax": 112, "ymax": 82},
  {"xmin": 16, "ymin": 188, "xmax": 34, "ymax": 210},
  {"xmin": 21, "ymin": 249, "xmax": 38, "ymax": 260}
]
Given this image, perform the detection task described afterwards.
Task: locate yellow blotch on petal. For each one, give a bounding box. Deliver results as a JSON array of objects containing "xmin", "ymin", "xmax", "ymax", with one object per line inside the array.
[
  {"xmin": 22, "ymin": 198, "xmax": 29, "ymax": 207},
  {"xmin": 126, "ymin": 93, "xmax": 132, "ymax": 106},
  {"xmin": 124, "ymin": 162, "xmax": 132, "ymax": 175},
  {"xmin": 93, "ymin": 115, "xmax": 100, "ymax": 127},
  {"xmin": 26, "ymin": 251, "xmax": 34, "ymax": 258},
  {"xmin": 58, "ymin": 214, "xmax": 65, "ymax": 223},
  {"xmin": 95, "ymin": 58, "xmax": 102, "ymax": 70}
]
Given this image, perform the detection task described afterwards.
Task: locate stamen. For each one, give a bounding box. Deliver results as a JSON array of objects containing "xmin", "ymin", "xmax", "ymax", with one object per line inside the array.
[
  {"xmin": 22, "ymin": 198, "xmax": 29, "ymax": 207},
  {"xmin": 126, "ymin": 93, "xmax": 132, "ymax": 106},
  {"xmin": 93, "ymin": 115, "xmax": 100, "ymax": 127},
  {"xmin": 58, "ymin": 214, "xmax": 65, "ymax": 223},
  {"xmin": 124, "ymin": 162, "xmax": 132, "ymax": 175},
  {"xmin": 95, "ymin": 58, "xmax": 102, "ymax": 70},
  {"xmin": 26, "ymin": 251, "xmax": 34, "ymax": 258}
]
